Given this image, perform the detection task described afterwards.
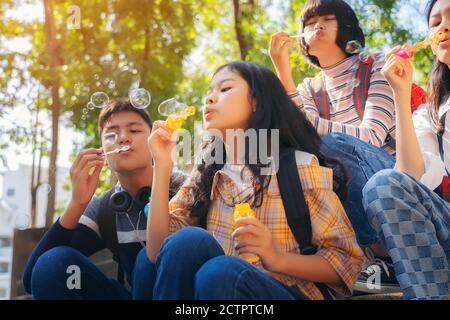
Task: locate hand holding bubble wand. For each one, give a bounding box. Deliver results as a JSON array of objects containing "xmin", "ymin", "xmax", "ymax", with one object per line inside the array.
[{"xmin": 396, "ymin": 30, "xmax": 446, "ymax": 59}]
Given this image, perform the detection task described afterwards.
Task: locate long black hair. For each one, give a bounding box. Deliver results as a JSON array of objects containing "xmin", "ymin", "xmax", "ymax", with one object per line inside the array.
[
  {"xmin": 299, "ymin": 0, "xmax": 365, "ymax": 68},
  {"xmin": 187, "ymin": 61, "xmax": 348, "ymax": 227},
  {"xmin": 426, "ymin": 0, "xmax": 450, "ymax": 133}
]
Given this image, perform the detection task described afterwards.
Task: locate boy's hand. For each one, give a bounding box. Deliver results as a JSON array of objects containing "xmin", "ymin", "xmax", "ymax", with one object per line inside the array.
[{"xmin": 69, "ymin": 148, "xmax": 105, "ymax": 208}]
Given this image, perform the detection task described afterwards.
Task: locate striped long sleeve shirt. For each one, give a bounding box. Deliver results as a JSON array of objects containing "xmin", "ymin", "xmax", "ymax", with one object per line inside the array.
[{"xmin": 290, "ymin": 53, "xmax": 396, "ymax": 155}]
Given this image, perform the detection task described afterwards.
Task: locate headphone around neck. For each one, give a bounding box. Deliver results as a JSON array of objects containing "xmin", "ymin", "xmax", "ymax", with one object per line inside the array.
[{"xmin": 109, "ymin": 186, "xmax": 151, "ymax": 213}]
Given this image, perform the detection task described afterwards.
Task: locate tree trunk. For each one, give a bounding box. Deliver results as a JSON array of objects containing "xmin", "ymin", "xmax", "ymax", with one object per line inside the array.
[
  {"xmin": 30, "ymin": 98, "xmax": 43, "ymax": 228},
  {"xmin": 141, "ymin": 0, "xmax": 152, "ymax": 82},
  {"xmin": 232, "ymin": 0, "xmax": 248, "ymax": 60},
  {"xmin": 232, "ymin": 0, "xmax": 254, "ymax": 61},
  {"xmin": 43, "ymin": 0, "xmax": 62, "ymax": 227}
]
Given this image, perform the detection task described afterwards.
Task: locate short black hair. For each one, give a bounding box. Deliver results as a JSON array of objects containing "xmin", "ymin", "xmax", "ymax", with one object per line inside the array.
[
  {"xmin": 299, "ymin": 0, "xmax": 365, "ymax": 67},
  {"xmin": 98, "ymin": 98, "xmax": 152, "ymax": 134}
]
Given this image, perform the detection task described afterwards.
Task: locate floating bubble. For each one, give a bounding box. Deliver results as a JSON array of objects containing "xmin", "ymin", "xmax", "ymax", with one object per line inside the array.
[
  {"xmin": 87, "ymin": 102, "xmax": 95, "ymax": 110},
  {"xmin": 129, "ymin": 88, "xmax": 151, "ymax": 109},
  {"xmin": 158, "ymin": 98, "xmax": 186, "ymax": 116},
  {"xmin": 14, "ymin": 213, "xmax": 31, "ymax": 230},
  {"xmin": 94, "ymin": 74, "xmax": 100, "ymax": 80},
  {"xmin": 81, "ymin": 115, "xmax": 86, "ymax": 120},
  {"xmin": 347, "ymin": 78, "xmax": 360, "ymax": 89},
  {"xmin": 40, "ymin": 183, "xmax": 52, "ymax": 194},
  {"xmin": 364, "ymin": 5, "xmax": 382, "ymax": 30},
  {"xmin": 128, "ymin": 77, "xmax": 141, "ymax": 95},
  {"xmin": 90, "ymin": 92, "xmax": 109, "ymax": 108},
  {"xmin": 102, "ymin": 132, "xmax": 118, "ymax": 147},
  {"xmin": 95, "ymin": 81, "xmax": 101, "ymax": 87},
  {"xmin": 345, "ymin": 40, "xmax": 363, "ymax": 54},
  {"xmin": 82, "ymin": 108, "xmax": 89, "ymax": 115},
  {"xmin": 108, "ymin": 80, "xmax": 116, "ymax": 90}
]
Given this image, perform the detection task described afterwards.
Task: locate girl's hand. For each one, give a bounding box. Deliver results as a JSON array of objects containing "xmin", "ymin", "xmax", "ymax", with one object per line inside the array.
[
  {"xmin": 232, "ymin": 217, "xmax": 282, "ymax": 272},
  {"xmin": 381, "ymin": 46, "xmax": 413, "ymax": 94},
  {"xmin": 269, "ymin": 32, "xmax": 294, "ymax": 75},
  {"xmin": 147, "ymin": 120, "xmax": 177, "ymax": 166}
]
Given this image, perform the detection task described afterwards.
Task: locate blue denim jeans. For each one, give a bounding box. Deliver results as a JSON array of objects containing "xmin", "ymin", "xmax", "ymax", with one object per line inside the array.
[
  {"xmin": 321, "ymin": 133, "xmax": 395, "ymax": 246},
  {"xmin": 363, "ymin": 169, "xmax": 450, "ymax": 300},
  {"xmin": 132, "ymin": 227, "xmax": 308, "ymax": 300},
  {"xmin": 29, "ymin": 246, "xmax": 132, "ymax": 299}
]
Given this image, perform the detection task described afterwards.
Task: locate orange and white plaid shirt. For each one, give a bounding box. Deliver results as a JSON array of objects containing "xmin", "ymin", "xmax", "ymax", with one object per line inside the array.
[{"xmin": 167, "ymin": 151, "xmax": 364, "ymax": 299}]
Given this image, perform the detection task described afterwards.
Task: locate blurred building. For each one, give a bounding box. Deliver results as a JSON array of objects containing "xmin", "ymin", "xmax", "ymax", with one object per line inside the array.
[{"xmin": 0, "ymin": 164, "xmax": 70, "ymax": 299}]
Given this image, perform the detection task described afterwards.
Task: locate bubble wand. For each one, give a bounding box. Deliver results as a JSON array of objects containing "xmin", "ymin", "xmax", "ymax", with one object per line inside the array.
[
  {"xmin": 396, "ymin": 30, "xmax": 446, "ymax": 59},
  {"xmin": 165, "ymin": 105, "xmax": 196, "ymax": 131}
]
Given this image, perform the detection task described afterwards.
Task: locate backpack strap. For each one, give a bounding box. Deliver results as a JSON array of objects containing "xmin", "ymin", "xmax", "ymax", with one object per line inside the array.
[
  {"xmin": 437, "ymin": 114, "xmax": 450, "ymax": 200},
  {"xmin": 97, "ymin": 188, "xmax": 124, "ymax": 284},
  {"xmin": 353, "ymin": 54, "xmax": 376, "ymax": 118},
  {"xmin": 276, "ymin": 149, "xmax": 334, "ymax": 299},
  {"xmin": 310, "ymin": 74, "xmax": 331, "ymax": 120},
  {"xmin": 354, "ymin": 54, "xmax": 398, "ymax": 150},
  {"xmin": 276, "ymin": 149, "xmax": 316, "ymax": 255}
]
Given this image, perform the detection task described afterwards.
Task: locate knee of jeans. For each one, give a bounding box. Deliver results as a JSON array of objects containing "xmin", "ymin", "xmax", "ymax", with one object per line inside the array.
[
  {"xmin": 195, "ymin": 256, "xmax": 243, "ymax": 297},
  {"xmin": 161, "ymin": 227, "xmax": 214, "ymax": 252},
  {"xmin": 31, "ymin": 246, "xmax": 81, "ymax": 288},
  {"xmin": 134, "ymin": 247, "xmax": 155, "ymax": 274}
]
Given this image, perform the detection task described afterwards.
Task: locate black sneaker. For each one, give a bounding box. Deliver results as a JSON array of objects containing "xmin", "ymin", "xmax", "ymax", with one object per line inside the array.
[{"xmin": 353, "ymin": 249, "xmax": 401, "ymax": 294}]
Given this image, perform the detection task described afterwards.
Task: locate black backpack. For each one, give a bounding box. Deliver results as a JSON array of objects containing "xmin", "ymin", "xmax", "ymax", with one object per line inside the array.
[
  {"xmin": 97, "ymin": 171, "xmax": 187, "ymax": 285},
  {"xmin": 276, "ymin": 148, "xmax": 334, "ymax": 299}
]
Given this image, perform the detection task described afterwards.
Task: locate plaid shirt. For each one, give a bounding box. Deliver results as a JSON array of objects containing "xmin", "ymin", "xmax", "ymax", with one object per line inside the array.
[{"xmin": 168, "ymin": 152, "xmax": 364, "ymax": 299}]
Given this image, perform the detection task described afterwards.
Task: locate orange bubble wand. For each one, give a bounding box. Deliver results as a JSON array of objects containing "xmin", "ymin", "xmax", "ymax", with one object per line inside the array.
[
  {"xmin": 396, "ymin": 30, "xmax": 446, "ymax": 59},
  {"xmin": 165, "ymin": 105, "xmax": 196, "ymax": 131}
]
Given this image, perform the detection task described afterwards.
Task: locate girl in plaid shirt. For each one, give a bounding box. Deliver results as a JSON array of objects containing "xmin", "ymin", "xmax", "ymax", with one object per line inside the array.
[{"xmin": 138, "ymin": 61, "xmax": 364, "ymax": 300}]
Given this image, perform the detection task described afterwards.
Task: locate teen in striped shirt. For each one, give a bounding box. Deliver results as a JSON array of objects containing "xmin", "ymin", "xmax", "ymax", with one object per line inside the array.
[{"xmin": 269, "ymin": 0, "xmax": 398, "ymax": 293}]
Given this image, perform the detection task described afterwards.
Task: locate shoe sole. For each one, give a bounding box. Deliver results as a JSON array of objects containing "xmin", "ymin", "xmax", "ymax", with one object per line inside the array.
[{"xmin": 353, "ymin": 282, "xmax": 402, "ymax": 294}]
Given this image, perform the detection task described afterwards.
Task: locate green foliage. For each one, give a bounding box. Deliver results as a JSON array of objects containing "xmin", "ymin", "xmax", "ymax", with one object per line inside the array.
[{"xmin": 0, "ymin": 0, "xmax": 437, "ymax": 211}]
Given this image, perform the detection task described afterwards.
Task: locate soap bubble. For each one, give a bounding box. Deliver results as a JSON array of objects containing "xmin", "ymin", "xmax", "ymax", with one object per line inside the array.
[
  {"xmin": 87, "ymin": 102, "xmax": 95, "ymax": 110},
  {"xmin": 94, "ymin": 74, "xmax": 100, "ymax": 80},
  {"xmin": 108, "ymin": 80, "xmax": 116, "ymax": 90},
  {"xmin": 82, "ymin": 108, "xmax": 89, "ymax": 115},
  {"xmin": 347, "ymin": 78, "xmax": 360, "ymax": 89},
  {"xmin": 363, "ymin": 5, "xmax": 382, "ymax": 30},
  {"xmin": 90, "ymin": 92, "xmax": 109, "ymax": 108},
  {"xmin": 128, "ymin": 77, "xmax": 141, "ymax": 95},
  {"xmin": 102, "ymin": 131, "xmax": 118, "ymax": 147},
  {"xmin": 158, "ymin": 98, "xmax": 186, "ymax": 116},
  {"xmin": 345, "ymin": 40, "xmax": 363, "ymax": 54},
  {"xmin": 129, "ymin": 88, "xmax": 151, "ymax": 109},
  {"xmin": 81, "ymin": 115, "xmax": 86, "ymax": 120},
  {"xmin": 40, "ymin": 183, "xmax": 52, "ymax": 194},
  {"xmin": 14, "ymin": 213, "xmax": 31, "ymax": 230}
]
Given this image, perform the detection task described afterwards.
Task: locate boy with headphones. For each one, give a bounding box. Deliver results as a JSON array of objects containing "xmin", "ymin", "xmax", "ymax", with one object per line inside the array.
[{"xmin": 22, "ymin": 98, "xmax": 186, "ymax": 299}]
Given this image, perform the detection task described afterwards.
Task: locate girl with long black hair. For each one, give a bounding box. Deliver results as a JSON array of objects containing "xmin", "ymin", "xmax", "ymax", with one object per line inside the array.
[{"xmin": 137, "ymin": 61, "xmax": 364, "ymax": 300}]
